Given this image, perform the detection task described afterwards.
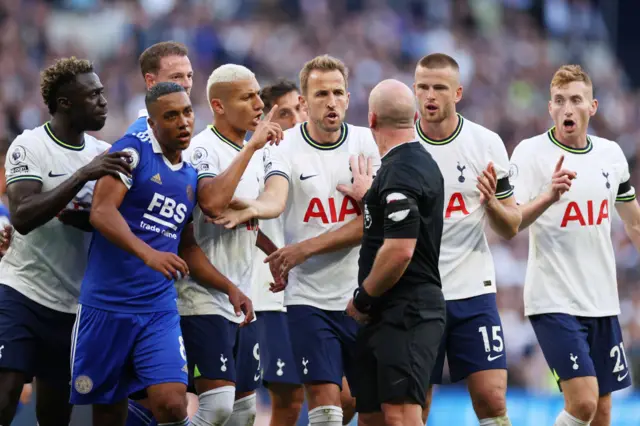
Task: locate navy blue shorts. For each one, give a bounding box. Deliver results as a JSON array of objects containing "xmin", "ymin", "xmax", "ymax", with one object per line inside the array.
[
  {"xmin": 256, "ymin": 311, "xmax": 300, "ymax": 386},
  {"xmin": 432, "ymin": 293, "xmax": 507, "ymax": 384},
  {"xmin": 181, "ymin": 315, "xmax": 260, "ymax": 393},
  {"xmin": 287, "ymin": 305, "xmax": 358, "ymax": 387},
  {"xmin": 530, "ymin": 313, "xmax": 632, "ymax": 395},
  {"xmin": 70, "ymin": 305, "xmax": 188, "ymax": 405},
  {"xmin": 0, "ymin": 284, "xmax": 76, "ymax": 383}
]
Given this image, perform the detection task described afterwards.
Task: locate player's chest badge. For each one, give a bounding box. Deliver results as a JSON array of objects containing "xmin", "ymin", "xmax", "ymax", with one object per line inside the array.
[{"xmin": 456, "ymin": 161, "xmax": 467, "ymax": 183}]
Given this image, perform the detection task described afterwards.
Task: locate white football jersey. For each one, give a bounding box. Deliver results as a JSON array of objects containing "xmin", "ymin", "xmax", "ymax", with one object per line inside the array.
[
  {"xmin": 510, "ymin": 129, "xmax": 635, "ymax": 317},
  {"xmin": 176, "ymin": 126, "xmax": 262, "ymax": 323},
  {"xmin": 264, "ymin": 122, "xmax": 381, "ymax": 311},
  {"xmin": 0, "ymin": 122, "xmax": 110, "ymax": 313},
  {"xmin": 417, "ymin": 115, "xmax": 513, "ymax": 300},
  {"xmin": 251, "ymin": 152, "xmax": 286, "ymax": 312}
]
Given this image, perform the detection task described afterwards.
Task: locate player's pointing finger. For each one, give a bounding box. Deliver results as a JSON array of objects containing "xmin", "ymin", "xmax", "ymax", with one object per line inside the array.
[
  {"xmin": 555, "ymin": 155, "xmax": 565, "ymax": 172},
  {"xmin": 265, "ymin": 104, "xmax": 279, "ymax": 122}
]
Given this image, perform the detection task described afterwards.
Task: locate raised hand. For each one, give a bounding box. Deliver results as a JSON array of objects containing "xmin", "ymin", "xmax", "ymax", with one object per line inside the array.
[
  {"xmin": 477, "ymin": 162, "xmax": 498, "ymax": 205},
  {"xmin": 337, "ymin": 154, "xmax": 374, "ymax": 202},
  {"xmin": 247, "ymin": 105, "xmax": 284, "ymax": 150},
  {"xmin": 547, "ymin": 155, "xmax": 577, "ymax": 202},
  {"xmin": 79, "ymin": 151, "xmax": 132, "ymax": 182}
]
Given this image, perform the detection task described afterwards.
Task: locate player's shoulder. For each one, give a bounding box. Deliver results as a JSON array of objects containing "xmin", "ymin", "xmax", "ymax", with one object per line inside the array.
[
  {"xmin": 512, "ymin": 131, "xmax": 548, "ymax": 156},
  {"xmin": 345, "ymin": 123, "xmax": 375, "ymax": 144},
  {"xmin": 10, "ymin": 123, "xmax": 48, "ymax": 149},
  {"xmin": 589, "ymin": 133, "xmax": 623, "ymax": 152},
  {"xmin": 184, "ymin": 127, "xmax": 216, "ymax": 162},
  {"xmin": 83, "ymin": 134, "xmax": 111, "ymax": 152},
  {"xmin": 382, "ymin": 143, "xmax": 439, "ymax": 183},
  {"xmin": 461, "ymin": 116, "xmax": 504, "ymax": 146}
]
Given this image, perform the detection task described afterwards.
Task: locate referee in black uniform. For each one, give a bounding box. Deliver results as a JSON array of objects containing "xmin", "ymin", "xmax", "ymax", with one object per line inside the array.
[{"xmin": 344, "ymin": 79, "xmax": 446, "ymax": 426}]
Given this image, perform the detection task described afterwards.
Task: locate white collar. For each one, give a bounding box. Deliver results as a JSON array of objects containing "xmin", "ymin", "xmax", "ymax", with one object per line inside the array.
[{"xmin": 138, "ymin": 108, "xmax": 148, "ymax": 118}]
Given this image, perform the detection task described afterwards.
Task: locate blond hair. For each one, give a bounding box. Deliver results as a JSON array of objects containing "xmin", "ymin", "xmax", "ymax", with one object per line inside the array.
[
  {"xmin": 550, "ymin": 65, "xmax": 592, "ymax": 91},
  {"xmin": 299, "ymin": 54, "xmax": 348, "ymax": 95},
  {"xmin": 417, "ymin": 53, "xmax": 459, "ymax": 71}
]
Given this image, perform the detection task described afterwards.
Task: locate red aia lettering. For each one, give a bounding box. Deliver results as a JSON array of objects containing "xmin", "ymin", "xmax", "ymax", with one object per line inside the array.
[
  {"xmin": 445, "ymin": 192, "xmax": 469, "ymax": 218},
  {"xmin": 303, "ymin": 196, "xmax": 362, "ymax": 223},
  {"xmin": 560, "ymin": 200, "xmax": 609, "ymax": 227}
]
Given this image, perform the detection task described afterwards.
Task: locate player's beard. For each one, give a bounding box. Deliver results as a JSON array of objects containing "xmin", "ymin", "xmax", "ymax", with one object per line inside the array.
[
  {"xmin": 316, "ymin": 116, "xmax": 342, "ymax": 133},
  {"xmin": 422, "ymin": 103, "xmax": 452, "ymax": 124}
]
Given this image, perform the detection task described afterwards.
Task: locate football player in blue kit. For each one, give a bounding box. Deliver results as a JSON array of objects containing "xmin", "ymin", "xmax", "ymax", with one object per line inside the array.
[{"xmin": 70, "ymin": 82, "xmax": 253, "ymax": 426}]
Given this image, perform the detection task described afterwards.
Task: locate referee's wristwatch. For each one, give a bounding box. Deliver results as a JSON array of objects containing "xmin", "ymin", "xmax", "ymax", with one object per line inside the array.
[{"xmin": 353, "ymin": 287, "xmax": 378, "ymax": 314}]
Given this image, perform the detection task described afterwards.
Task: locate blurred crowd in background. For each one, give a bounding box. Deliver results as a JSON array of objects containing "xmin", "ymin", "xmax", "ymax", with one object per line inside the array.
[{"xmin": 2, "ymin": 0, "xmax": 640, "ymax": 422}]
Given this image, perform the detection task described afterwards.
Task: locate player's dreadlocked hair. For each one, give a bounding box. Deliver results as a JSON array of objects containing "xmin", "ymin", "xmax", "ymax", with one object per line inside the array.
[
  {"xmin": 260, "ymin": 79, "xmax": 299, "ymax": 113},
  {"xmin": 299, "ymin": 55, "xmax": 348, "ymax": 95},
  {"xmin": 139, "ymin": 41, "xmax": 189, "ymax": 77},
  {"xmin": 40, "ymin": 57, "xmax": 94, "ymax": 115}
]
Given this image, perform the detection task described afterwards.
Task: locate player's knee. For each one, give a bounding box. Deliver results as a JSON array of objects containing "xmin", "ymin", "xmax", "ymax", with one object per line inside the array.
[
  {"xmin": 153, "ymin": 392, "xmax": 188, "ymax": 421},
  {"xmin": 472, "ymin": 383, "xmax": 507, "ymax": 418},
  {"xmin": 191, "ymin": 386, "xmax": 234, "ymax": 426},
  {"xmin": 566, "ymin": 396, "xmax": 598, "ymax": 421}
]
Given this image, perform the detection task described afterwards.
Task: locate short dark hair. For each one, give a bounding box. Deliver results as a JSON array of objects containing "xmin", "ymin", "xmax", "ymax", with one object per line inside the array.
[
  {"xmin": 139, "ymin": 41, "xmax": 189, "ymax": 77},
  {"xmin": 417, "ymin": 53, "xmax": 459, "ymax": 71},
  {"xmin": 145, "ymin": 82, "xmax": 186, "ymax": 109},
  {"xmin": 260, "ymin": 79, "xmax": 300, "ymax": 112},
  {"xmin": 40, "ymin": 57, "xmax": 94, "ymax": 114}
]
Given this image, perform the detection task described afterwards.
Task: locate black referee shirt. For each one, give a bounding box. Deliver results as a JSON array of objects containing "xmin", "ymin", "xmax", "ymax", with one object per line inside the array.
[{"xmin": 358, "ymin": 141, "xmax": 445, "ymax": 311}]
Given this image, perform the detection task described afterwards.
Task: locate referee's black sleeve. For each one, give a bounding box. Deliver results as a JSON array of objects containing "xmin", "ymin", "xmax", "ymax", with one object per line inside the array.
[{"xmin": 382, "ymin": 189, "xmax": 421, "ymax": 239}]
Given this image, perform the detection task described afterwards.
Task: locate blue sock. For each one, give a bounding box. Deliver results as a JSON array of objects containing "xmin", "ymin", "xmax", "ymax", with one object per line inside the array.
[{"xmin": 126, "ymin": 400, "xmax": 155, "ymax": 426}]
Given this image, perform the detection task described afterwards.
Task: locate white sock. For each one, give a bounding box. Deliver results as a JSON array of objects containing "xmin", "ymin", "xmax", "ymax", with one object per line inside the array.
[
  {"xmin": 225, "ymin": 393, "xmax": 257, "ymax": 426},
  {"xmin": 479, "ymin": 416, "xmax": 512, "ymax": 426},
  {"xmin": 554, "ymin": 410, "xmax": 590, "ymax": 426},
  {"xmin": 191, "ymin": 386, "xmax": 235, "ymax": 426},
  {"xmin": 308, "ymin": 405, "xmax": 343, "ymax": 426}
]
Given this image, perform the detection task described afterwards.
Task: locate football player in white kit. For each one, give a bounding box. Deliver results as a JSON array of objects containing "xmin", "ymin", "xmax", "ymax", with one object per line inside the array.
[
  {"xmin": 510, "ymin": 65, "xmax": 640, "ymax": 426},
  {"xmin": 0, "ymin": 57, "xmax": 132, "ymax": 425},
  {"xmin": 414, "ymin": 53, "xmax": 521, "ymax": 426},
  {"xmin": 176, "ymin": 64, "xmax": 283, "ymax": 426},
  {"xmin": 254, "ymin": 80, "xmax": 357, "ymax": 425},
  {"xmin": 214, "ymin": 55, "xmax": 381, "ymax": 426}
]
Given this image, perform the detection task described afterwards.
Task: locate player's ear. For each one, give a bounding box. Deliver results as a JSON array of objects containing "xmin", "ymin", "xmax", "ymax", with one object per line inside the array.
[
  {"xmin": 299, "ymin": 95, "xmax": 308, "ymax": 112},
  {"xmin": 210, "ymin": 99, "xmax": 224, "ymax": 115},
  {"xmin": 455, "ymin": 85, "xmax": 463, "ymax": 104},
  {"xmin": 589, "ymin": 98, "xmax": 598, "ymax": 117},
  {"xmin": 143, "ymin": 73, "xmax": 155, "ymax": 90},
  {"xmin": 345, "ymin": 91, "xmax": 350, "ymax": 110},
  {"xmin": 414, "ymin": 111, "xmax": 419, "ymax": 124},
  {"xmin": 57, "ymin": 96, "xmax": 71, "ymax": 112},
  {"xmin": 368, "ymin": 111, "xmax": 377, "ymax": 130}
]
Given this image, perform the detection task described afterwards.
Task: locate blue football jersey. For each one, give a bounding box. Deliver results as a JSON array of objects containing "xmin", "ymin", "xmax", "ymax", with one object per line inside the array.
[{"xmin": 80, "ymin": 129, "xmax": 198, "ymax": 313}]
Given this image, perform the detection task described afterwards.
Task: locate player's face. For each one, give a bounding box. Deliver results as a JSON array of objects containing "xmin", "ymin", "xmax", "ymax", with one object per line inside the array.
[
  {"xmin": 270, "ymin": 90, "xmax": 307, "ymax": 130},
  {"xmin": 153, "ymin": 55, "xmax": 194, "ymax": 96},
  {"xmin": 68, "ymin": 72, "xmax": 108, "ymax": 132},
  {"xmin": 414, "ymin": 66, "xmax": 462, "ymax": 123},
  {"xmin": 304, "ymin": 70, "xmax": 349, "ymax": 133},
  {"xmin": 148, "ymin": 91, "xmax": 195, "ymax": 152},
  {"xmin": 549, "ymin": 81, "xmax": 597, "ymax": 139},
  {"xmin": 219, "ymin": 77, "xmax": 264, "ymax": 132}
]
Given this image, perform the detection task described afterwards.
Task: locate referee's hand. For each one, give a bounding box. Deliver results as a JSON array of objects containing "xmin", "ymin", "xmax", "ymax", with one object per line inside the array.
[
  {"xmin": 346, "ymin": 298, "xmax": 370, "ymax": 324},
  {"xmin": 337, "ymin": 154, "xmax": 373, "ymax": 202}
]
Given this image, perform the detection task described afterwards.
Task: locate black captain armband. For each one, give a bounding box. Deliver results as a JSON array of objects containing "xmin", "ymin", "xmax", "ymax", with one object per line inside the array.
[
  {"xmin": 495, "ymin": 177, "xmax": 514, "ymax": 200},
  {"xmin": 383, "ymin": 192, "xmax": 420, "ymax": 239},
  {"xmin": 353, "ymin": 287, "xmax": 378, "ymax": 314},
  {"xmin": 616, "ymin": 179, "xmax": 636, "ymax": 202}
]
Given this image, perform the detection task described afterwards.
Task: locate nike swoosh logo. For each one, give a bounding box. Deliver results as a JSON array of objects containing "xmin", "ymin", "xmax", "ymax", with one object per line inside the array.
[
  {"xmin": 300, "ymin": 174, "xmax": 317, "ymax": 181},
  {"xmin": 618, "ymin": 371, "xmax": 629, "ymax": 382},
  {"xmin": 48, "ymin": 171, "xmax": 66, "ymax": 178},
  {"xmin": 487, "ymin": 354, "xmax": 504, "ymax": 362},
  {"xmin": 254, "ymin": 374, "xmax": 261, "ymax": 381}
]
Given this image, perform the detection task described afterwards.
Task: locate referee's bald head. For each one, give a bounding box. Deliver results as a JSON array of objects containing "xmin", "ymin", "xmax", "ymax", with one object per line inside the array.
[{"xmin": 368, "ymin": 79, "xmax": 416, "ymax": 130}]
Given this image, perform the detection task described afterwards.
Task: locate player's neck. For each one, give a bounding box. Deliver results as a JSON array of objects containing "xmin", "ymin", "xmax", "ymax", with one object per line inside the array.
[
  {"xmin": 553, "ymin": 127, "xmax": 589, "ymax": 149},
  {"xmin": 49, "ymin": 116, "xmax": 84, "ymax": 147},
  {"xmin": 212, "ymin": 119, "xmax": 246, "ymax": 149},
  {"xmin": 419, "ymin": 113, "xmax": 459, "ymax": 141},
  {"xmin": 162, "ymin": 146, "xmax": 182, "ymax": 165},
  {"xmin": 377, "ymin": 128, "xmax": 416, "ymax": 158},
  {"xmin": 307, "ymin": 121, "xmax": 342, "ymax": 145}
]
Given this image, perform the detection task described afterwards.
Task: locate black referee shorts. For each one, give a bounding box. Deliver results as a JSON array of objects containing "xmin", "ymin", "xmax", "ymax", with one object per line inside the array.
[{"xmin": 352, "ymin": 299, "xmax": 445, "ymax": 413}]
